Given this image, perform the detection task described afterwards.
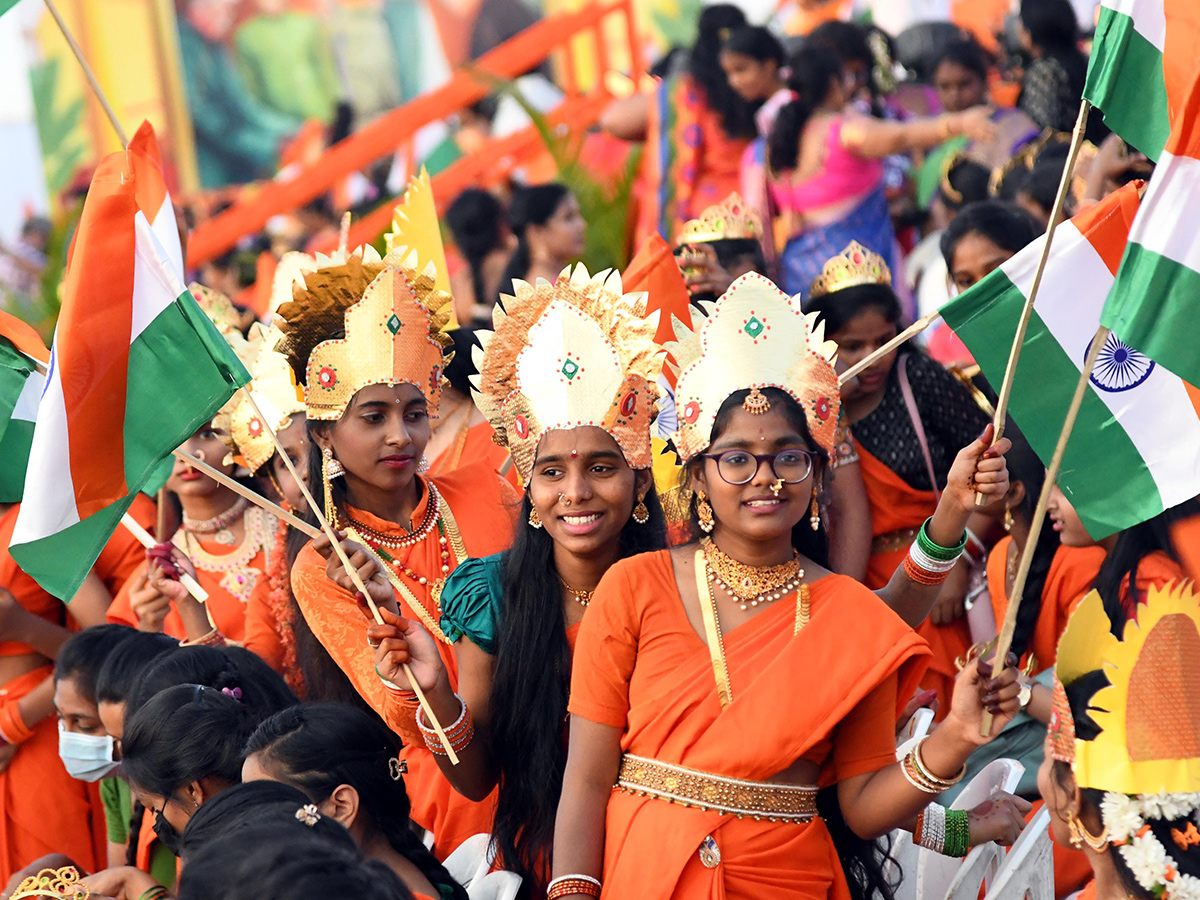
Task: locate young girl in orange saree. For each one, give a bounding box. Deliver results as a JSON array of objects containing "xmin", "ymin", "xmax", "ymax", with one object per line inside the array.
[{"xmin": 550, "ymin": 273, "xmax": 1025, "ymax": 900}]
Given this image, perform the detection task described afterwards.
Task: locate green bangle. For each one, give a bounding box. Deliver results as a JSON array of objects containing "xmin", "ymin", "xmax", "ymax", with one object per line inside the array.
[
  {"xmin": 136, "ymin": 886, "xmax": 169, "ymax": 900},
  {"xmin": 944, "ymin": 808, "xmax": 971, "ymax": 857},
  {"xmin": 916, "ymin": 518, "xmax": 968, "ymax": 562}
]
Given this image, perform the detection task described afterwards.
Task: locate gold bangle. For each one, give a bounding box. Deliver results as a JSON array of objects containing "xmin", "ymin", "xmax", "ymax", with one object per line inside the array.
[{"xmin": 913, "ymin": 739, "xmax": 966, "ymax": 789}]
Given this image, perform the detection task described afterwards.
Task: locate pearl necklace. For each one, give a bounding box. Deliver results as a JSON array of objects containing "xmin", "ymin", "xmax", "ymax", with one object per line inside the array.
[
  {"xmin": 183, "ymin": 497, "xmax": 250, "ymax": 546},
  {"xmin": 700, "ymin": 537, "xmax": 804, "ymax": 611}
]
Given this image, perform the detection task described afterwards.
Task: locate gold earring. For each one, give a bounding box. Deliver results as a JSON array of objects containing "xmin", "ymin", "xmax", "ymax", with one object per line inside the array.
[
  {"xmin": 528, "ymin": 506, "xmax": 543, "ymax": 529},
  {"xmin": 1067, "ymin": 812, "xmax": 1109, "ymax": 852},
  {"xmin": 321, "ymin": 447, "xmax": 343, "ymax": 527},
  {"xmin": 632, "ymin": 496, "xmax": 649, "ymax": 525},
  {"xmin": 810, "ymin": 477, "xmax": 821, "ymax": 531},
  {"xmin": 697, "ymin": 491, "xmax": 714, "ymax": 534},
  {"xmin": 1003, "ymin": 505, "xmax": 1014, "ymax": 533}
]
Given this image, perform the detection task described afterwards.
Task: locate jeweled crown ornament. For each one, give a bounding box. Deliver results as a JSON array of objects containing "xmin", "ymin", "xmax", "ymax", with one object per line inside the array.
[
  {"xmin": 473, "ymin": 264, "xmax": 664, "ymax": 483},
  {"xmin": 678, "ymin": 192, "xmax": 763, "ymax": 244},
  {"xmin": 667, "ymin": 272, "xmax": 840, "ymax": 463},
  {"xmin": 297, "ymin": 251, "xmax": 453, "ymax": 421},
  {"xmin": 11, "ymin": 866, "xmax": 89, "ymax": 899},
  {"xmin": 229, "ymin": 327, "xmax": 306, "ymax": 473},
  {"xmin": 808, "ymin": 240, "xmax": 892, "ymax": 299}
]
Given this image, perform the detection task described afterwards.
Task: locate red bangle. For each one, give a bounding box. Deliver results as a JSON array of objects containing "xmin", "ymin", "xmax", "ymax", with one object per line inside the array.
[
  {"xmin": 547, "ymin": 878, "xmax": 601, "ymax": 899},
  {"xmin": 0, "ymin": 700, "xmax": 34, "ymax": 745},
  {"xmin": 903, "ymin": 555, "xmax": 951, "ymax": 586}
]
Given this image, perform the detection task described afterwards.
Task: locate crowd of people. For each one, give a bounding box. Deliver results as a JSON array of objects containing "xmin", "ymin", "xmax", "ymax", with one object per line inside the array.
[{"xmin": 1, "ymin": 2, "xmax": 1198, "ymax": 900}]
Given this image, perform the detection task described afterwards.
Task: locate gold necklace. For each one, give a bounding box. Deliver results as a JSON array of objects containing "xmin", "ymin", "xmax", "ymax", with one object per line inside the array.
[
  {"xmin": 700, "ymin": 537, "xmax": 804, "ymax": 611},
  {"xmin": 342, "ymin": 483, "xmax": 441, "ymax": 549},
  {"xmin": 557, "ymin": 575, "xmax": 594, "ymax": 607}
]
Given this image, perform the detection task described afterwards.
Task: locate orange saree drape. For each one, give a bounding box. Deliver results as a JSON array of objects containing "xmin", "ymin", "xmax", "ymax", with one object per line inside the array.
[
  {"xmin": 856, "ymin": 444, "xmax": 971, "ymax": 718},
  {"xmin": 290, "ymin": 464, "xmax": 517, "ymax": 859},
  {"xmin": 570, "ymin": 550, "xmax": 929, "ymax": 899}
]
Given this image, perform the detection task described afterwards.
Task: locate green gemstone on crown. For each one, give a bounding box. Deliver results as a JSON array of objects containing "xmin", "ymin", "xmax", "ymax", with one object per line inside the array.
[
  {"xmin": 386, "ymin": 314, "xmax": 402, "ymax": 335},
  {"xmin": 744, "ymin": 317, "xmax": 764, "ymax": 338},
  {"xmin": 561, "ymin": 358, "xmax": 580, "ymax": 380}
]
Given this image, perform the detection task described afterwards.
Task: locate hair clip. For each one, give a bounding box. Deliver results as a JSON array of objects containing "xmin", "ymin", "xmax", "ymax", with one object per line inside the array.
[
  {"xmin": 221, "ymin": 687, "xmax": 243, "ymax": 700},
  {"xmin": 389, "ymin": 757, "xmax": 407, "ymax": 781},
  {"xmin": 295, "ymin": 804, "xmax": 322, "ymax": 826}
]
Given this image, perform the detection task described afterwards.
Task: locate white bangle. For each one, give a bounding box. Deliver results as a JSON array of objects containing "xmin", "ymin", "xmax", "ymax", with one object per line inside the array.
[{"xmin": 918, "ymin": 803, "xmax": 947, "ymax": 853}]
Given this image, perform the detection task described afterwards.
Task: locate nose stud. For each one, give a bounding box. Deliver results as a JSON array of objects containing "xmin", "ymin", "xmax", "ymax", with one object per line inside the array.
[{"xmin": 770, "ymin": 478, "xmax": 783, "ymax": 497}]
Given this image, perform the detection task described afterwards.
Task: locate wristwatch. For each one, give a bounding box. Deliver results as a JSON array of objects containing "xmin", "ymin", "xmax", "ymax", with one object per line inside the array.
[{"xmin": 1017, "ymin": 682, "xmax": 1033, "ymax": 710}]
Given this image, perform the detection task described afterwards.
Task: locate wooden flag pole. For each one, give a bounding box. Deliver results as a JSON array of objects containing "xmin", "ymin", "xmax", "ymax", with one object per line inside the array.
[
  {"xmin": 239, "ymin": 389, "xmax": 460, "ymax": 763},
  {"xmin": 171, "ymin": 450, "xmax": 320, "ymax": 538},
  {"xmin": 975, "ymin": 99, "xmax": 1093, "ymax": 506},
  {"xmin": 838, "ymin": 310, "xmax": 941, "ymax": 387},
  {"xmin": 42, "ymin": 0, "xmax": 128, "ymax": 148},
  {"xmin": 980, "ymin": 325, "xmax": 1109, "ymax": 736}
]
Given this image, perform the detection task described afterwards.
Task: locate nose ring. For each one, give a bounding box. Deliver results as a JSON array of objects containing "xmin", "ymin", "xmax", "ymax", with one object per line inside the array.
[
  {"xmin": 559, "ymin": 493, "xmax": 571, "ymax": 507},
  {"xmin": 769, "ymin": 478, "xmax": 783, "ymax": 496}
]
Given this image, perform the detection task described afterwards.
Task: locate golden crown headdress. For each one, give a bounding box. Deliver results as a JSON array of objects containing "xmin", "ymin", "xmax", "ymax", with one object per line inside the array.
[
  {"xmin": 10, "ymin": 867, "xmax": 89, "ymax": 899},
  {"xmin": 191, "ymin": 283, "xmax": 261, "ymax": 434},
  {"xmin": 808, "ymin": 241, "xmax": 892, "ymax": 300},
  {"xmin": 384, "ymin": 168, "xmax": 456, "ymax": 313},
  {"xmin": 473, "ymin": 264, "xmax": 664, "ymax": 484},
  {"xmin": 1064, "ymin": 583, "xmax": 1200, "ymax": 796},
  {"xmin": 229, "ymin": 326, "xmax": 306, "ymax": 473},
  {"xmin": 678, "ymin": 192, "xmax": 763, "ymax": 244},
  {"xmin": 666, "ymin": 272, "xmax": 840, "ymax": 463}
]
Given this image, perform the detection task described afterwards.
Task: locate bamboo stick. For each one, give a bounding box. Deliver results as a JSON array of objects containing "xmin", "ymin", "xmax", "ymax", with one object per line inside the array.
[
  {"xmin": 120, "ymin": 513, "xmax": 208, "ymax": 603},
  {"xmin": 42, "ymin": 0, "xmax": 128, "ymax": 147},
  {"xmin": 838, "ymin": 310, "xmax": 941, "ymax": 387}
]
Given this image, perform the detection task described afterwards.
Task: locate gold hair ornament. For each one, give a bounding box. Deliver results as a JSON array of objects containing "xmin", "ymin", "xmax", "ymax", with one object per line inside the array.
[
  {"xmin": 807, "ymin": 241, "xmax": 892, "ymax": 299},
  {"xmin": 678, "ymin": 192, "xmax": 763, "ymax": 244}
]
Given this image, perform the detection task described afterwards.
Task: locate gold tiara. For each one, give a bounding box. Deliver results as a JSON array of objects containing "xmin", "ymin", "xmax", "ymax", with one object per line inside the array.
[
  {"xmin": 11, "ymin": 867, "xmax": 89, "ymax": 899},
  {"xmin": 678, "ymin": 192, "xmax": 762, "ymax": 244},
  {"xmin": 808, "ymin": 241, "xmax": 892, "ymax": 299}
]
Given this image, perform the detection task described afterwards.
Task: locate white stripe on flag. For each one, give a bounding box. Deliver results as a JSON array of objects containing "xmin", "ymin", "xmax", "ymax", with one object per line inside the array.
[
  {"xmin": 1101, "ymin": 0, "xmax": 1167, "ymax": 50},
  {"xmin": 1007, "ymin": 220, "xmax": 1200, "ymax": 500},
  {"xmin": 130, "ymin": 212, "xmax": 189, "ymax": 339},
  {"xmin": 12, "ymin": 370, "xmax": 43, "ymax": 423},
  {"xmin": 149, "ymin": 195, "xmax": 184, "ymax": 281},
  {"xmin": 1126, "ymin": 151, "xmax": 1200, "ymax": 271},
  {"xmin": 13, "ymin": 347, "xmax": 79, "ymax": 537}
]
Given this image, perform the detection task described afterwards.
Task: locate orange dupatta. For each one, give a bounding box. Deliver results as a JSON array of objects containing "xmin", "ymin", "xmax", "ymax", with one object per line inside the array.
[
  {"xmin": 570, "ymin": 551, "xmax": 929, "ymax": 900},
  {"xmin": 290, "ymin": 464, "xmax": 517, "ymax": 859},
  {"xmin": 855, "ymin": 443, "xmax": 972, "ymax": 719}
]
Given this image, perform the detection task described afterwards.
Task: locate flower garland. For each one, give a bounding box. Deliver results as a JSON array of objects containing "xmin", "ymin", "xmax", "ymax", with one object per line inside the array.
[{"xmin": 1101, "ymin": 792, "xmax": 1200, "ymax": 900}]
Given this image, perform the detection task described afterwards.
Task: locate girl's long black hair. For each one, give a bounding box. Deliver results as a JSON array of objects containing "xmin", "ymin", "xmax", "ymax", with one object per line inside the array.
[
  {"xmin": 1092, "ymin": 497, "xmax": 1200, "ymax": 637},
  {"xmin": 244, "ymin": 703, "xmax": 467, "ymax": 900},
  {"xmin": 768, "ymin": 46, "xmax": 846, "ymax": 174},
  {"xmin": 497, "ymin": 184, "xmax": 571, "ymax": 301},
  {"xmin": 129, "ymin": 645, "xmax": 297, "ymax": 722},
  {"xmin": 445, "ymin": 188, "xmax": 506, "ymax": 322},
  {"xmin": 1003, "ymin": 427, "xmax": 1062, "ymax": 663},
  {"xmin": 121, "ymin": 684, "xmax": 253, "ymax": 800},
  {"xmin": 687, "ymin": 387, "xmax": 895, "ymax": 900},
  {"xmin": 488, "ymin": 485, "xmax": 667, "ymax": 885},
  {"xmin": 688, "ymin": 4, "xmax": 756, "ymax": 140}
]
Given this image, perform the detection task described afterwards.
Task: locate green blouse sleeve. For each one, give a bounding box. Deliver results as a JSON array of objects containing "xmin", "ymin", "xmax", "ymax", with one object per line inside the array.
[{"xmin": 439, "ymin": 553, "xmax": 505, "ymax": 655}]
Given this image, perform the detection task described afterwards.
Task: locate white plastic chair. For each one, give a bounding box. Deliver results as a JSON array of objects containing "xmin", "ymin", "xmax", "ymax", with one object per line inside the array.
[
  {"xmin": 439, "ymin": 833, "xmax": 525, "ymax": 900},
  {"xmin": 982, "ymin": 808, "xmax": 1054, "ymax": 900},
  {"xmin": 887, "ymin": 759, "xmax": 1025, "ymax": 900},
  {"xmin": 443, "ymin": 833, "xmax": 492, "ymax": 886},
  {"xmin": 885, "ymin": 706, "xmax": 939, "ymax": 900},
  {"xmin": 895, "ymin": 707, "xmax": 936, "ymax": 761},
  {"xmin": 468, "ymin": 871, "xmax": 523, "ymax": 900}
]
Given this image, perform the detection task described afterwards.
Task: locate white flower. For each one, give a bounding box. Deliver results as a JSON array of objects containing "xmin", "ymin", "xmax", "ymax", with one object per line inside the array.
[
  {"xmin": 1169, "ymin": 875, "xmax": 1200, "ymax": 900},
  {"xmin": 1103, "ymin": 793, "xmax": 1144, "ymax": 838},
  {"xmin": 1120, "ymin": 833, "xmax": 1170, "ymax": 892},
  {"xmin": 1154, "ymin": 793, "xmax": 1192, "ymax": 821}
]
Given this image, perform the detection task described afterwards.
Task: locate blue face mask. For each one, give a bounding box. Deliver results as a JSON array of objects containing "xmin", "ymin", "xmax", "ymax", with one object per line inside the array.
[{"xmin": 58, "ymin": 720, "xmax": 120, "ymax": 782}]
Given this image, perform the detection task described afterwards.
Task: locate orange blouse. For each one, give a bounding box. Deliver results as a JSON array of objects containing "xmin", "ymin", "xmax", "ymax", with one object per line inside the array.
[
  {"xmin": 569, "ymin": 550, "xmax": 929, "ymax": 899},
  {"xmin": 0, "ymin": 493, "xmax": 156, "ymax": 655},
  {"xmin": 986, "ymin": 535, "xmax": 1105, "ymax": 674},
  {"xmin": 107, "ymin": 506, "xmax": 279, "ymax": 643},
  {"xmin": 290, "ymin": 463, "xmax": 518, "ymax": 859},
  {"xmin": 428, "ymin": 420, "xmax": 519, "ymax": 489},
  {"xmin": 243, "ymin": 518, "xmax": 302, "ymax": 695}
]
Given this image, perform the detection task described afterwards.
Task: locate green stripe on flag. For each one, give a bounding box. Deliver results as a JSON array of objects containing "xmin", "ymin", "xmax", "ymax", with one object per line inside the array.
[
  {"xmin": 12, "ymin": 293, "xmax": 249, "ymax": 600},
  {"xmin": 0, "ymin": 0, "xmax": 21, "ymax": 18},
  {"xmin": 942, "ymin": 272, "xmax": 1165, "ymax": 538},
  {"xmin": 1085, "ymin": 6, "xmax": 1171, "ymax": 162},
  {"xmin": 0, "ymin": 417, "xmax": 33, "ymax": 501},
  {"xmin": 1101, "ymin": 243, "xmax": 1200, "ymax": 389}
]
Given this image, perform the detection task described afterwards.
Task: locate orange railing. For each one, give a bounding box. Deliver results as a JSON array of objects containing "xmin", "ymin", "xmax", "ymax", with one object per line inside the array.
[{"xmin": 186, "ymin": 0, "xmax": 643, "ymax": 268}]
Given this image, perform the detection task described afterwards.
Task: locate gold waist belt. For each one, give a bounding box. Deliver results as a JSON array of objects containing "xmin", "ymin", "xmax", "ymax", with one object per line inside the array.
[
  {"xmin": 872, "ymin": 526, "xmax": 920, "ymax": 555},
  {"xmin": 616, "ymin": 754, "xmax": 818, "ymax": 823}
]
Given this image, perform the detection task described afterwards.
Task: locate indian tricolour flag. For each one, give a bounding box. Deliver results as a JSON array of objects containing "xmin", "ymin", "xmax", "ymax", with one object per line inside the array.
[
  {"xmin": 10, "ymin": 147, "xmax": 250, "ymax": 601},
  {"xmin": 0, "ymin": 311, "xmax": 49, "ymax": 501},
  {"xmin": 941, "ymin": 182, "xmax": 1200, "ymax": 539},
  {"xmin": 1101, "ymin": 68, "xmax": 1200, "ymax": 391},
  {"xmin": 1084, "ymin": 0, "xmax": 1200, "ymax": 161}
]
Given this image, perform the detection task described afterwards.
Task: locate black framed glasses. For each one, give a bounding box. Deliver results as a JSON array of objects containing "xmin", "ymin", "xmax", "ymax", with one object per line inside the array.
[{"xmin": 701, "ymin": 449, "xmax": 815, "ymax": 486}]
